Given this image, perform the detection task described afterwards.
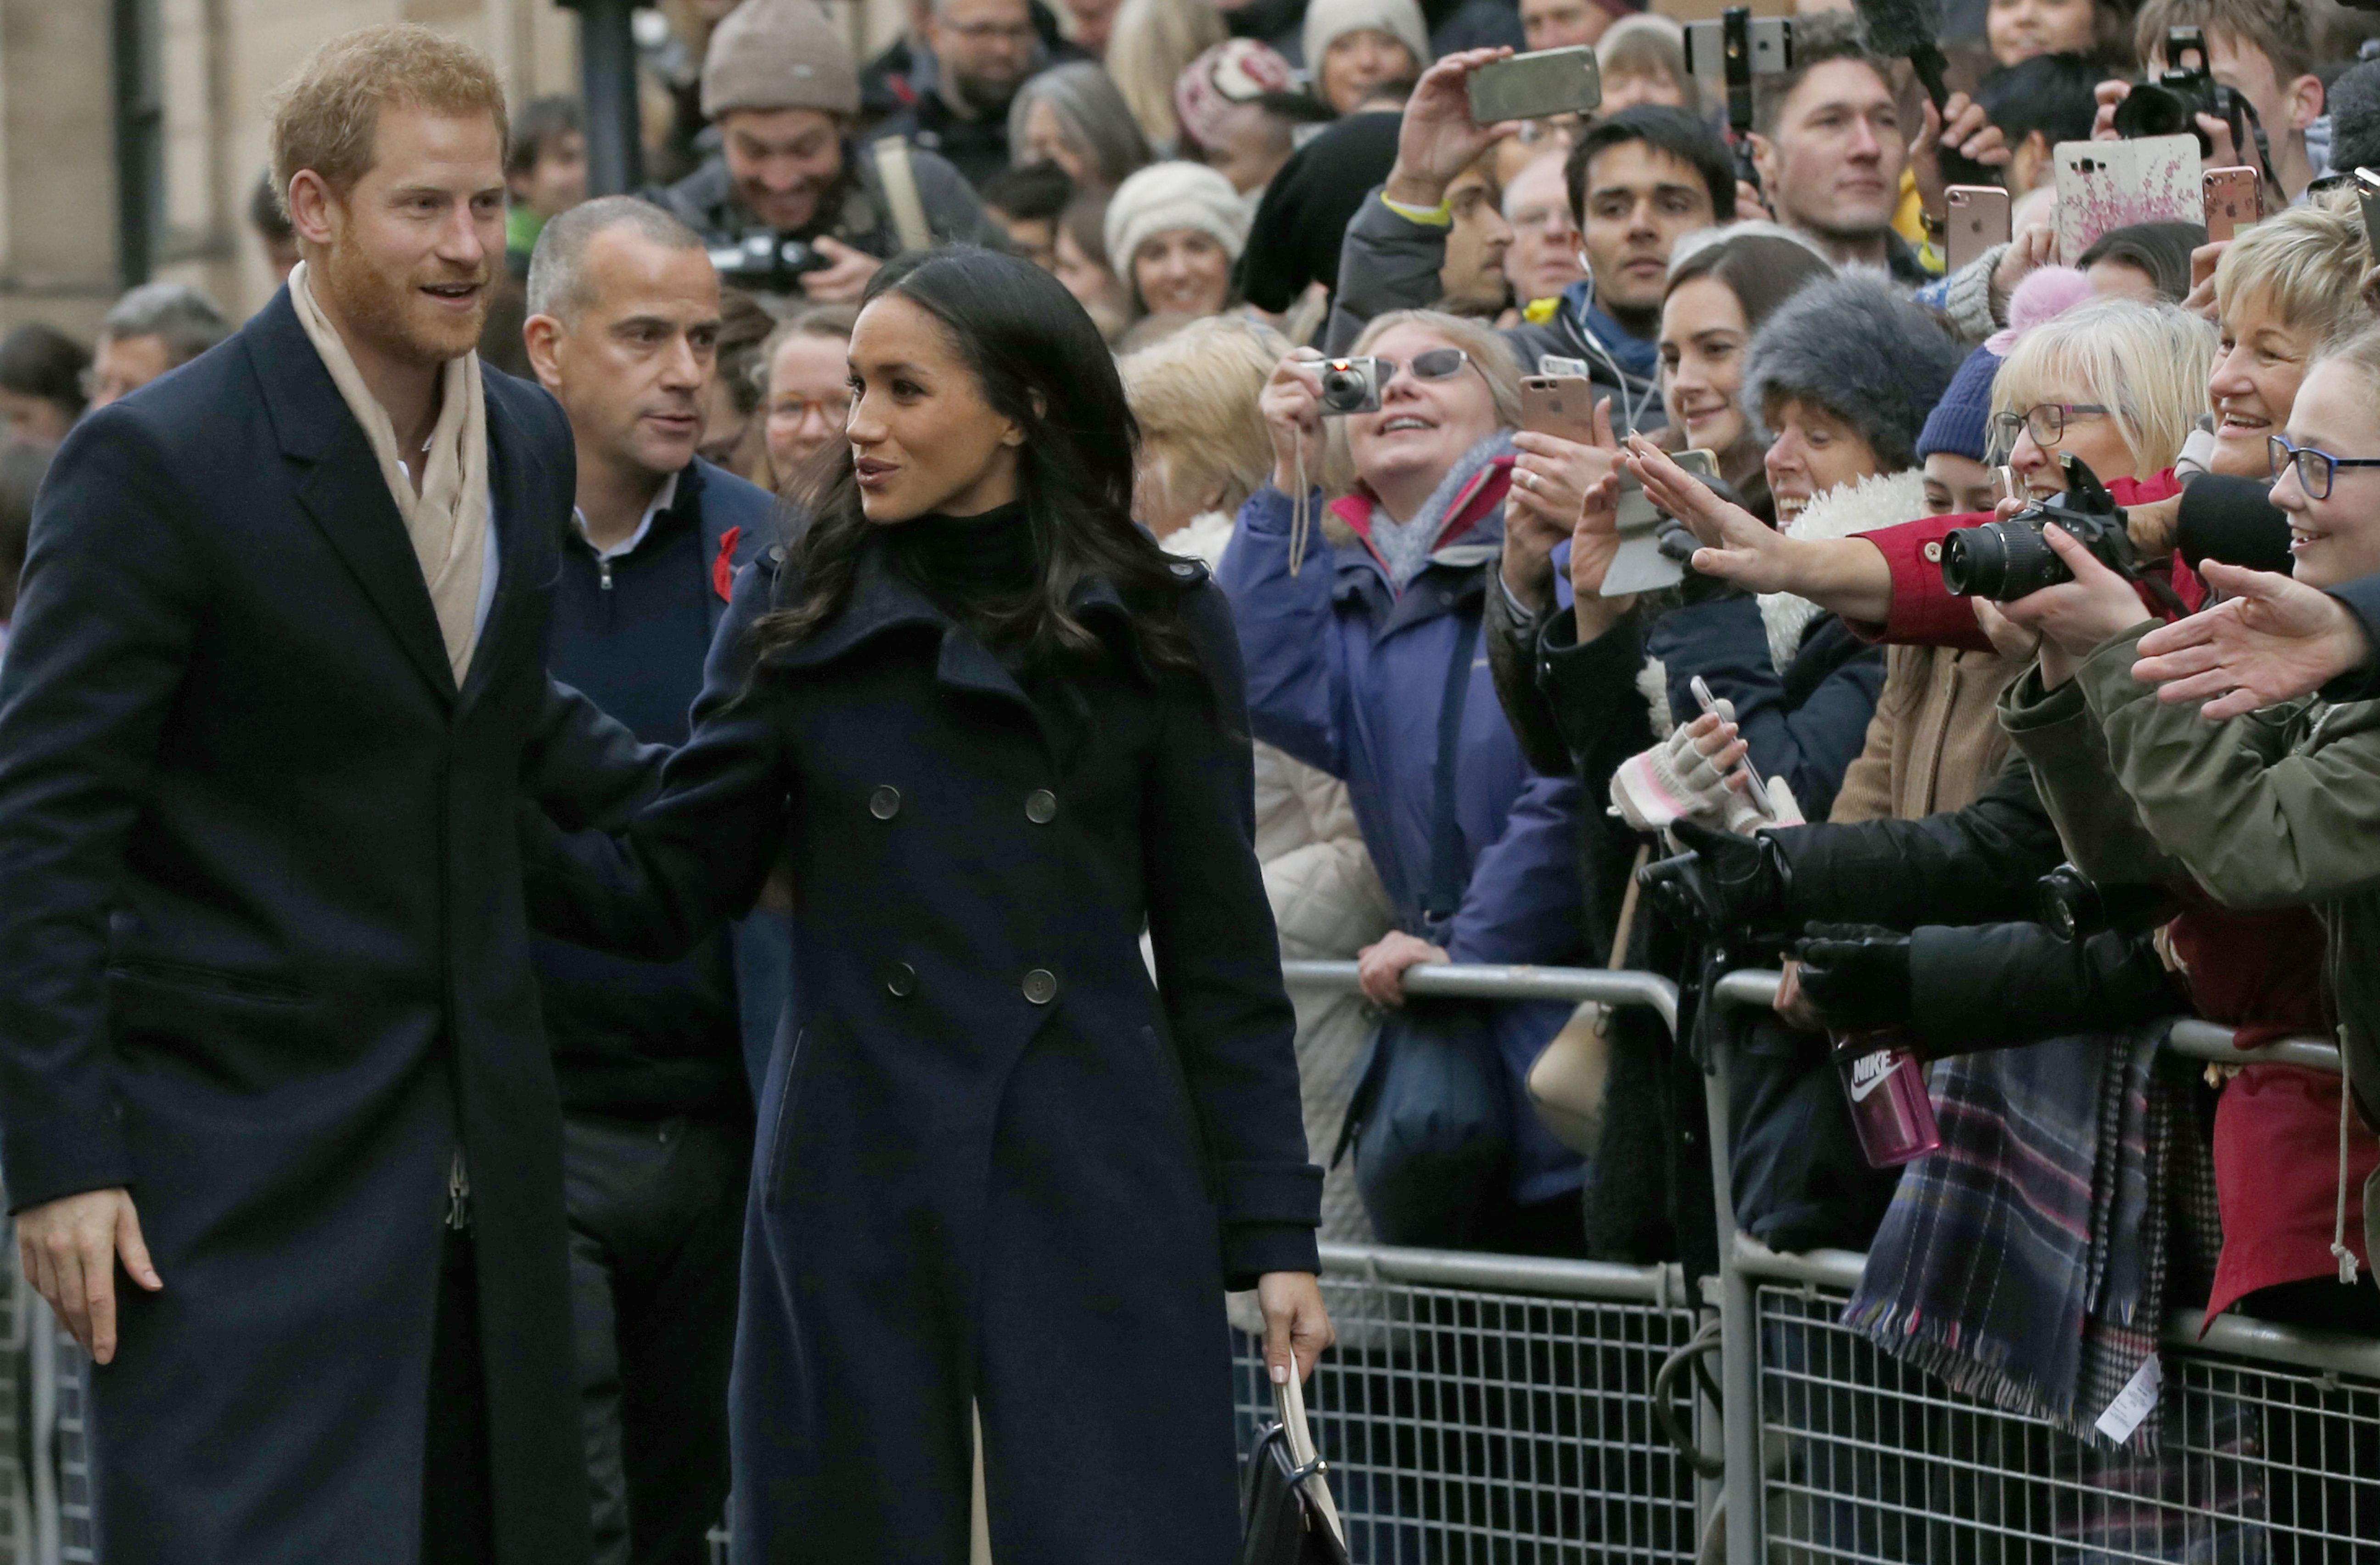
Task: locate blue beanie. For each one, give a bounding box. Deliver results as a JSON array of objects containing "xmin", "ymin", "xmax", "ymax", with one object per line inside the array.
[{"xmin": 1917, "ymin": 343, "xmax": 2001, "ymax": 464}]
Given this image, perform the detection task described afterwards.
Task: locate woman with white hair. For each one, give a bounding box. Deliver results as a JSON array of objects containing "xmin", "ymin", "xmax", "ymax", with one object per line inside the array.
[
  {"xmin": 1006, "ymin": 59, "xmax": 1153, "ymax": 192},
  {"xmin": 1220, "ymin": 308, "xmax": 1592, "ymax": 1254}
]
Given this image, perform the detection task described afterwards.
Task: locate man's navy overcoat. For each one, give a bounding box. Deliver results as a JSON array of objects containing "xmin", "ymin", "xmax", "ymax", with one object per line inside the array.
[
  {"xmin": 0, "ymin": 288, "xmax": 651, "ymax": 1564},
  {"xmin": 523, "ymin": 537, "xmax": 1325, "ymax": 1562}
]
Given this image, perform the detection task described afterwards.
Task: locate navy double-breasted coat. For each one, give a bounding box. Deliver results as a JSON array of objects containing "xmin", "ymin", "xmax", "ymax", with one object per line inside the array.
[
  {"xmin": 0, "ymin": 288, "xmax": 651, "ymax": 1563},
  {"xmin": 523, "ymin": 535, "xmax": 1324, "ymax": 1562}
]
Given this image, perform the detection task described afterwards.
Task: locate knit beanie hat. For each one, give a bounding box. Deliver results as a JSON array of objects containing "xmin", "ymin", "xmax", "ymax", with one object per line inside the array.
[
  {"xmin": 1301, "ymin": 0, "xmax": 1431, "ymax": 86},
  {"xmin": 1105, "ymin": 161, "xmax": 1253, "ymax": 274},
  {"xmin": 1174, "ymin": 40, "xmax": 1297, "ymax": 153},
  {"xmin": 1741, "ymin": 272, "xmax": 1965, "ymax": 474},
  {"xmin": 702, "ymin": 0, "xmax": 862, "ymax": 121},
  {"xmin": 1916, "ymin": 343, "xmax": 2001, "ymax": 464}
]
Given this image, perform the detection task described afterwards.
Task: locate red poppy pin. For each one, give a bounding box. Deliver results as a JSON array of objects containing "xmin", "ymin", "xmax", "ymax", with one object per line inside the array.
[{"xmin": 713, "ymin": 527, "xmax": 741, "ymax": 604}]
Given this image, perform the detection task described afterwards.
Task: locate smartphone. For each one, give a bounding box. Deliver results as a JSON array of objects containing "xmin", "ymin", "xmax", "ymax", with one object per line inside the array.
[
  {"xmin": 1521, "ymin": 375, "xmax": 1601, "ymax": 444},
  {"xmin": 1602, "ymin": 447, "xmax": 1719, "ymax": 597},
  {"xmin": 1943, "ymin": 186, "xmax": 2011, "ymax": 274},
  {"xmin": 1468, "ymin": 47, "xmax": 1601, "ymax": 123},
  {"xmin": 2357, "ymin": 168, "xmax": 2380, "ymax": 262},
  {"xmin": 2203, "ymin": 166, "xmax": 2260, "ymax": 242},
  {"xmin": 1690, "ymin": 673, "xmax": 1776, "ymax": 821},
  {"xmin": 2054, "ymin": 136, "xmax": 2202, "ymax": 258}
]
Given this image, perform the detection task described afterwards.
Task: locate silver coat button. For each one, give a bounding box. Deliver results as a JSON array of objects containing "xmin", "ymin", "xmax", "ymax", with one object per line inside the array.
[
  {"xmin": 1022, "ymin": 968, "xmax": 1058, "ymax": 1005},
  {"xmin": 886, "ymin": 961, "xmax": 917, "ymax": 998},
  {"xmin": 1026, "ymin": 789, "xmax": 1057, "ymax": 825},
  {"xmin": 870, "ymin": 785, "xmax": 901, "ymax": 820}
]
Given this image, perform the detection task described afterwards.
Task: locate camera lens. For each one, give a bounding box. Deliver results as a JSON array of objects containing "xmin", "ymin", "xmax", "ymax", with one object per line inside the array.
[
  {"xmin": 1319, "ymin": 368, "xmax": 1368, "ymax": 412},
  {"xmin": 1941, "ymin": 518, "xmax": 2071, "ymax": 601},
  {"xmin": 2110, "ymin": 82, "xmax": 2189, "ymax": 139}
]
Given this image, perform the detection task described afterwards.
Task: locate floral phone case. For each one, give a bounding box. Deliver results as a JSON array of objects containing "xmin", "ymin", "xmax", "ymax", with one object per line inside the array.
[{"xmin": 2054, "ymin": 135, "xmax": 2203, "ymax": 259}]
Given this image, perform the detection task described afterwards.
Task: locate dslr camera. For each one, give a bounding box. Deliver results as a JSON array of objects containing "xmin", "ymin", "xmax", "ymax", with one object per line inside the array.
[
  {"xmin": 2037, "ymin": 862, "xmax": 2177, "ymax": 939},
  {"xmin": 1315, "ymin": 356, "xmax": 1386, "ymax": 416},
  {"xmin": 2111, "ymin": 25, "xmax": 2252, "ymax": 158},
  {"xmin": 707, "ymin": 230, "xmax": 835, "ymax": 292},
  {"xmin": 1939, "ymin": 453, "xmax": 2137, "ymax": 601}
]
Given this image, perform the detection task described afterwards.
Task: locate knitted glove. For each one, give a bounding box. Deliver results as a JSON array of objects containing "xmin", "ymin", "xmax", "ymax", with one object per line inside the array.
[{"xmin": 1609, "ymin": 699, "xmax": 1770, "ymax": 834}]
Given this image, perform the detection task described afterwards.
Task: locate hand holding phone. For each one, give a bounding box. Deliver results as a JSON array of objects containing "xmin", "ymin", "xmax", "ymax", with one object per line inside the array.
[{"xmin": 1689, "ymin": 674, "xmax": 1777, "ymax": 822}]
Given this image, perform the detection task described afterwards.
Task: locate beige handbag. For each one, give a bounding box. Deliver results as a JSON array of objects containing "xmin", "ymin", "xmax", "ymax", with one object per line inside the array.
[{"xmin": 1525, "ymin": 846, "xmax": 1650, "ymax": 1154}]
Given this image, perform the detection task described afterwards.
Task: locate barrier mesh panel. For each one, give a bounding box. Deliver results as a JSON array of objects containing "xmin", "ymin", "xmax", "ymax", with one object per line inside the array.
[
  {"xmin": 1754, "ymin": 1279, "xmax": 2380, "ymax": 1564},
  {"xmin": 1231, "ymin": 1268, "xmax": 1705, "ymax": 1562}
]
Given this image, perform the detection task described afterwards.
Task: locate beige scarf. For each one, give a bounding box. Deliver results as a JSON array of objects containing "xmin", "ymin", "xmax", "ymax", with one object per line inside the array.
[{"xmin": 290, "ymin": 261, "xmax": 490, "ymax": 683}]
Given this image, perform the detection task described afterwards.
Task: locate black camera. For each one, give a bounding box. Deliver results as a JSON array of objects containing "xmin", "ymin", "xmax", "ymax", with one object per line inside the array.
[
  {"xmin": 2037, "ymin": 863, "xmax": 2177, "ymax": 939},
  {"xmin": 1939, "ymin": 453, "xmax": 2136, "ymax": 602},
  {"xmin": 707, "ymin": 230, "xmax": 834, "ymax": 292},
  {"xmin": 2111, "ymin": 26, "xmax": 2251, "ymax": 158}
]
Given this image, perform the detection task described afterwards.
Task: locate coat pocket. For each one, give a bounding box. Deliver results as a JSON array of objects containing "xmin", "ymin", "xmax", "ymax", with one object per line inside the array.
[
  {"xmin": 765, "ymin": 1023, "xmax": 817, "ymax": 1208},
  {"xmin": 107, "ymin": 958, "xmax": 311, "ymax": 1006}
]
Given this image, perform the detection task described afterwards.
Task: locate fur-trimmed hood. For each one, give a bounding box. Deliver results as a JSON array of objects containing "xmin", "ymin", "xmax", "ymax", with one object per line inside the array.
[
  {"xmin": 1757, "ymin": 468, "xmax": 1931, "ymax": 673},
  {"xmin": 1743, "ymin": 270, "xmax": 1964, "ymax": 474}
]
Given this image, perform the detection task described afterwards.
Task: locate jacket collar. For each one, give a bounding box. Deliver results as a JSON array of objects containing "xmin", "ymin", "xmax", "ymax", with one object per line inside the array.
[
  {"xmin": 247, "ymin": 286, "xmax": 547, "ymax": 706},
  {"xmin": 1326, "ymin": 454, "xmax": 1514, "ymax": 576}
]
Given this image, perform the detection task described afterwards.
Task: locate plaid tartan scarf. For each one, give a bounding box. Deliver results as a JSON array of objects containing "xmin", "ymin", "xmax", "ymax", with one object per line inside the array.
[{"xmin": 1844, "ymin": 1023, "xmax": 2209, "ymax": 1448}]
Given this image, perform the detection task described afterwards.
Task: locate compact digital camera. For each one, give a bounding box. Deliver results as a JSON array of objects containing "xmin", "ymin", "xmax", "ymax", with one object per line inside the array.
[
  {"xmin": 707, "ymin": 230, "xmax": 835, "ymax": 292},
  {"xmin": 1316, "ymin": 357, "xmax": 1386, "ymax": 416},
  {"xmin": 1939, "ymin": 453, "xmax": 2137, "ymax": 602}
]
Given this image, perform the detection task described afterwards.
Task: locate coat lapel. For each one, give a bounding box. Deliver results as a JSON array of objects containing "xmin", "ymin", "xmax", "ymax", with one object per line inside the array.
[
  {"xmin": 456, "ymin": 375, "xmax": 553, "ymax": 715},
  {"xmin": 251, "ymin": 289, "xmax": 458, "ymax": 703}
]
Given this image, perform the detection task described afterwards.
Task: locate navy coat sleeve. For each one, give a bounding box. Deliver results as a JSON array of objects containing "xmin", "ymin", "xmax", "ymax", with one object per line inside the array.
[
  {"xmin": 519, "ymin": 679, "xmax": 668, "ymax": 830},
  {"xmin": 522, "ymin": 562, "xmax": 792, "ymax": 958},
  {"xmin": 1144, "ymin": 584, "xmax": 1324, "ymax": 1284},
  {"xmin": 0, "ymin": 410, "xmax": 202, "ymax": 1207}
]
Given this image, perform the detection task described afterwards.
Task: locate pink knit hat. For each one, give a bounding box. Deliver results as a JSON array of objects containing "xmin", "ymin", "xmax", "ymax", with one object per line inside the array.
[{"xmin": 1173, "ymin": 40, "xmax": 1296, "ymax": 153}]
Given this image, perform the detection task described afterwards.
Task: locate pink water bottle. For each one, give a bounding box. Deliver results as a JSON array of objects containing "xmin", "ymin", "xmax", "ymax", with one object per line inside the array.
[{"xmin": 1833, "ymin": 1031, "xmax": 1941, "ymax": 1168}]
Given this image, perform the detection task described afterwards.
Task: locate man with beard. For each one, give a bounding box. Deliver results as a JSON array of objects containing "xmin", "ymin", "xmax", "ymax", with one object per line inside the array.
[
  {"xmin": 649, "ymin": 0, "xmax": 999, "ymax": 304},
  {"xmin": 517, "ymin": 195, "xmax": 783, "ymax": 1565},
  {"xmin": 877, "ymin": 0, "xmax": 1044, "ymax": 187},
  {"xmin": 0, "ymin": 24, "xmax": 654, "ymax": 1564}
]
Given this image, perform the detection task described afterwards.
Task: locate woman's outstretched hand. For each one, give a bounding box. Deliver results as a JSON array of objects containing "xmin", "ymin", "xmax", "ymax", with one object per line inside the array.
[
  {"xmin": 1257, "ymin": 1270, "xmax": 1335, "ymax": 1383},
  {"xmin": 2133, "ymin": 562, "xmax": 2371, "ymax": 717}
]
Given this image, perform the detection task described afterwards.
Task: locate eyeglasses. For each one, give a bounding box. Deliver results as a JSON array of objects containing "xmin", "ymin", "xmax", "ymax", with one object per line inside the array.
[
  {"xmin": 1988, "ymin": 403, "xmax": 2113, "ymax": 451},
  {"xmin": 1379, "ymin": 347, "xmax": 1471, "ymax": 385},
  {"xmin": 2268, "ymin": 432, "xmax": 2380, "ymax": 500},
  {"xmin": 767, "ymin": 393, "xmax": 850, "ymax": 426}
]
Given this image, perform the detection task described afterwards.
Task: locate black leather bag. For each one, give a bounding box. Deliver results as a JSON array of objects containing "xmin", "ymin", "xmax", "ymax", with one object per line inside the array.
[{"xmin": 1240, "ymin": 1378, "xmax": 1352, "ymax": 1565}]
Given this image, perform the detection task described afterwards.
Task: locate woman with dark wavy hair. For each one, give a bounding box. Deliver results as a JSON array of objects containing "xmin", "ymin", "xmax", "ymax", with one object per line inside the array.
[{"xmin": 522, "ymin": 244, "xmax": 1332, "ymax": 1561}]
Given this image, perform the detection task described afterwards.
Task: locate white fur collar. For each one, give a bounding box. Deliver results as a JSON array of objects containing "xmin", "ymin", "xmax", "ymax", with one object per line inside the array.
[
  {"xmin": 1162, "ymin": 510, "xmax": 1236, "ymax": 569},
  {"xmin": 1757, "ymin": 469, "xmax": 1930, "ymax": 673}
]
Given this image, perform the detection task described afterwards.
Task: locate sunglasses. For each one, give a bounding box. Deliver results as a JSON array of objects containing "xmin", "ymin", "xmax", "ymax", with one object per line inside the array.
[
  {"xmin": 2268, "ymin": 433, "xmax": 2380, "ymax": 500},
  {"xmin": 1375, "ymin": 347, "xmax": 1471, "ymax": 385}
]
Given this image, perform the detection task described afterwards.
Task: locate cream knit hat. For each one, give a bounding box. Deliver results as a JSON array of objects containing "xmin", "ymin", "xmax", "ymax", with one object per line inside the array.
[
  {"xmin": 1104, "ymin": 162, "xmax": 1252, "ymax": 278},
  {"xmin": 1300, "ymin": 0, "xmax": 1431, "ymax": 86},
  {"xmin": 702, "ymin": 0, "xmax": 863, "ymax": 120}
]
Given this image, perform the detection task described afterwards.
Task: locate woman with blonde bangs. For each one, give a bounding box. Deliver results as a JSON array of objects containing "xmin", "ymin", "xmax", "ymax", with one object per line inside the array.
[
  {"xmin": 1121, "ymin": 314, "xmax": 1398, "ymax": 1264},
  {"xmin": 2200, "ymin": 194, "xmax": 2374, "ymax": 481},
  {"xmin": 1989, "ymin": 297, "xmax": 2214, "ymax": 500}
]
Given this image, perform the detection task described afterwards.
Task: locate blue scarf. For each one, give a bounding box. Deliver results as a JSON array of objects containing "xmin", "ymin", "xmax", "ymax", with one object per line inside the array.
[{"xmin": 1556, "ymin": 281, "xmax": 1660, "ymax": 384}]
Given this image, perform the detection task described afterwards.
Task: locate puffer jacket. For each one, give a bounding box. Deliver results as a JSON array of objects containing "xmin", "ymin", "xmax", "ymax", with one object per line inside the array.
[
  {"xmin": 1217, "ymin": 468, "xmax": 1590, "ymax": 1206},
  {"xmin": 1168, "ymin": 511, "xmax": 1394, "ymax": 1247},
  {"xmin": 2005, "ymin": 633, "xmax": 2380, "ymax": 1314}
]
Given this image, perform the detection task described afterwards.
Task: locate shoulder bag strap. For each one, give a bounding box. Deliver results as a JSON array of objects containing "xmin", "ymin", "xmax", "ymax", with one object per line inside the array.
[
  {"xmin": 869, "ymin": 136, "xmax": 935, "ymax": 255},
  {"xmin": 1420, "ymin": 605, "xmax": 1485, "ymax": 930}
]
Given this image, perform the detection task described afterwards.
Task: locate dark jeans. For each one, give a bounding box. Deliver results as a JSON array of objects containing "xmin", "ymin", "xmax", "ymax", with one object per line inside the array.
[{"xmin": 564, "ymin": 1111, "xmax": 752, "ymax": 1565}]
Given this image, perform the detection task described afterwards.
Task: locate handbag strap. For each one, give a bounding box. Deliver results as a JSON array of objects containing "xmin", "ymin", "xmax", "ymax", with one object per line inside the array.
[
  {"xmin": 1608, "ymin": 844, "xmax": 1652, "ymax": 970},
  {"xmin": 1420, "ymin": 607, "xmax": 1484, "ymax": 928},
  {"xmin": 870, "ymin": 136, "xmax": 935, "ymax": 254}
]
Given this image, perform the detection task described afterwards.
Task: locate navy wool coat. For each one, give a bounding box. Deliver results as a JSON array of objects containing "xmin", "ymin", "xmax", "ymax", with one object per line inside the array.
[
  {"xmin": 522, "ymin": 535, "xmax": 1324, "ymax": 1562},
  {"xmin": 0, "ymin": 288, "xmax": 654, "ymax": 1564}
]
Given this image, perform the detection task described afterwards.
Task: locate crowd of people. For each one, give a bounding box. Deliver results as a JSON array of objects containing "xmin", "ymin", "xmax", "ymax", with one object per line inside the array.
[{"xmin": 14, "ymin": 0, "xmax": 2380, "ymax": 1556}]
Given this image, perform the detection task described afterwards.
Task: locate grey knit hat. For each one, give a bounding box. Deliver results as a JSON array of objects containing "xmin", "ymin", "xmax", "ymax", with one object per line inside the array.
[
  {"xmin": 1301, "ymin": 0, "xmax": 1431, "ymax": 85},
  {"xmin": 1741, "ymin": 271, "xmax": 1963, "ymax": 474},
  {"xmin": 702, "ymin": 0, "xmax": 862, "ymax": 120}
]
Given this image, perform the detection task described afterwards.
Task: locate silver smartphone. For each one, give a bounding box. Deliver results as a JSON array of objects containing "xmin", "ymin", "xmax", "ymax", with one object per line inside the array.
[
  {"xmin": 1601, "ymin": 448, "xmax": 1719, "ymax": 597},
  {"xmin": 1690, "ymin": 673, "xmax": 1776, "ymax": 821},
  {"xmin": 1683, "ymin": 17, "xmax": 1793, "ymax": 90},
  {"xmin": 1467, "ymin": 47, "xmax": 1601, "ymax": 123}
]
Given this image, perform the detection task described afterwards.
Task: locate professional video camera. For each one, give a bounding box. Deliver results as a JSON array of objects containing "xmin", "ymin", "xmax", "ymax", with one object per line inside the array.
[
  {"xmin": 707, "ymin": 230, "xmax": 834, "ymax": 292},
  {"xmin": 1938, "ymin": 453, "xmax": 2136, "ymax": 601},
  {"xmin": 2111, "ymin": 25, "xmax": 2256, "ymax": 158}
]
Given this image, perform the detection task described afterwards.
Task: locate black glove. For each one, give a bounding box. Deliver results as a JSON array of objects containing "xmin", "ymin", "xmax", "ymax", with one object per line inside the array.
[
  {"xmin": 1639, "ymin": 820, "xmax": 1793, "ymax": 936},
  {"xmin": 1793, "ymin": 922, "xmax": 1914, "ymax": 1033}
]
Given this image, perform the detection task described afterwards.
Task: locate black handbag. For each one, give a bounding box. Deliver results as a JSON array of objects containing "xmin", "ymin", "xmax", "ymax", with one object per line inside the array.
[{"xmin": 1240, "ymin": 1373, "xmax": 1352, "ymax": 1565}]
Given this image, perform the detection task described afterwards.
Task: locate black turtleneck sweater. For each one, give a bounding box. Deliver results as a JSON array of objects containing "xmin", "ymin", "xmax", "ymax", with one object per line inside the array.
[{"xmin": 889, "ymin": 500, "xmax": 1038, "ymax": 637}]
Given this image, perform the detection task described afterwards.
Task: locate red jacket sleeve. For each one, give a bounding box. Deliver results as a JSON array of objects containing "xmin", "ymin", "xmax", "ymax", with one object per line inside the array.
[{"xmin": 1845, "ymin": 469, "xmax": 2188, "ymax": 651}]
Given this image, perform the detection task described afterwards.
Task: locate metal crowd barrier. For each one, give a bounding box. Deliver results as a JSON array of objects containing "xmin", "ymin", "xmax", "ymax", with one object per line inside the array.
[{"xmin": 1711, "ymin": 968, "xmax": 2380, "ymax": 1564}]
